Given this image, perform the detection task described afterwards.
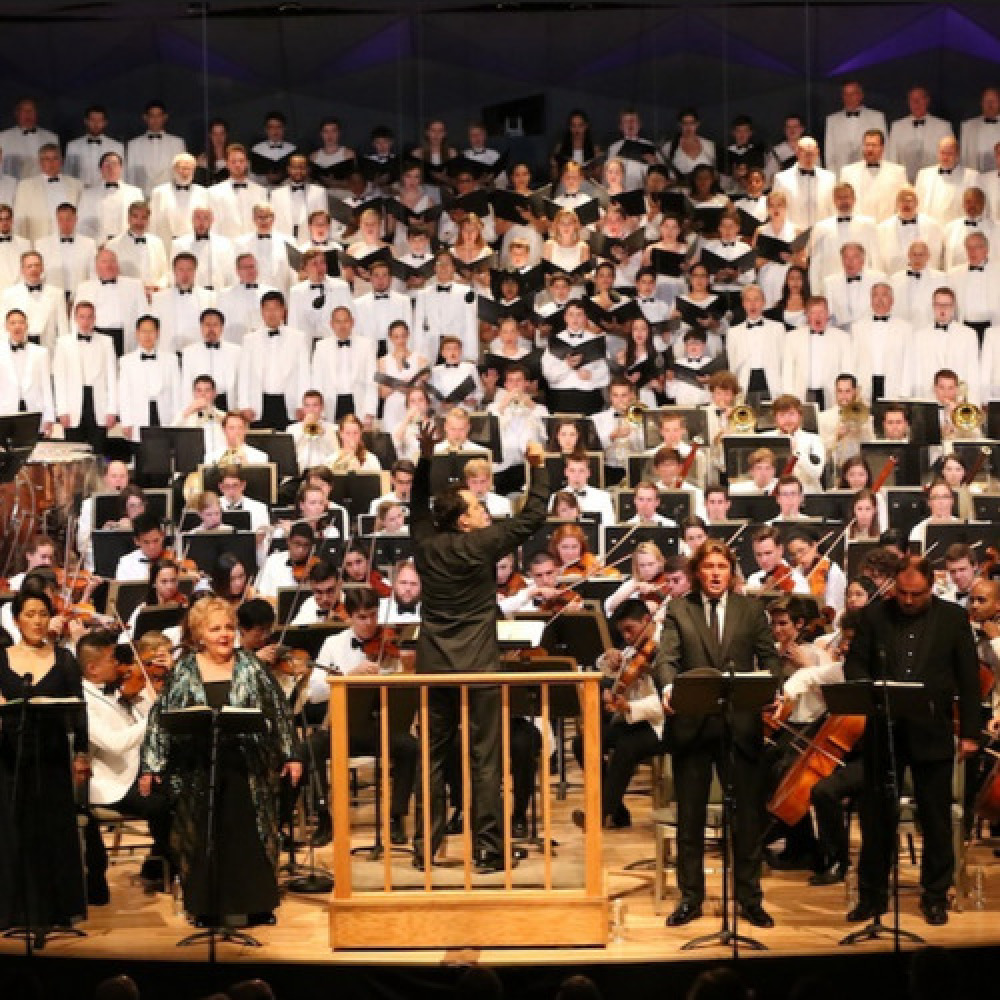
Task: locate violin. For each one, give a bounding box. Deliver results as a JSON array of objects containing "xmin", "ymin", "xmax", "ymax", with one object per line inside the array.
[
  {"xmin": 360, "ymin": 626, "xmax": 416, "ymax": 672},
  {"xmin": 54, "ymin": 565, "xmax": 101, "ymax": 602},
  {"xmin": 498, "ymin": 570, "xmax": 529, "ymax": 599},
  {"xmin": 764, "ymin": 563, "xmax": 795, "ymax": 593},
  {"xmin": 560, "ymin": 553, "xmax": 620, "ymax": 579},
  {"xmin": 609, "ymin": 636, "xmax": 658, "ymax": 705},
  {"xmin": 161, "ymin": 548, "xmax": 200, "ymax": 576},
  {"xmin": 52, "ymin": 593, "xmax": 114, "ymax": 633},
  {"xmin": 292, "ymin": 554, "xmax": 319, "ymax": 584}
]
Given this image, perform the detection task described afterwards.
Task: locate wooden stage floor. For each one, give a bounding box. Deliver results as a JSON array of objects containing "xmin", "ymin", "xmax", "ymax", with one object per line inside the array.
[{"xmin": 4, "ymin": 766, "xmax": 1000, "ymax": 974}]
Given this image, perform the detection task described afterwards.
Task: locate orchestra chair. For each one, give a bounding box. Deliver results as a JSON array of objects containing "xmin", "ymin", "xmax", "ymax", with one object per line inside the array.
[{"xmin": 90, "ymin": 805, "xmax": 169, "ymax": 885}]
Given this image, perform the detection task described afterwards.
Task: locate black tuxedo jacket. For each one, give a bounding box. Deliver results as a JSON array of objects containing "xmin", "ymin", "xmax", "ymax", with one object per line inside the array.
[
  {"xmin": 654, "ymin": 591, "xmax": 781, "ymax": 757},
  {"xmin": 844, "ymin": 595, "xmax": 979, "ymax": 761}
]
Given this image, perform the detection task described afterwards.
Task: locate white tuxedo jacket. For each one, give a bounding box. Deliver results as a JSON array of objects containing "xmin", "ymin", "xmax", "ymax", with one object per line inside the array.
[
  {"xmin": 208, "ymin": 177, "xmax": 268, "ymax": 239},
  {"xmin": 73, "ymin": 275, "xmax": 148, "ymax": 355},
  {"xmin": 82, "ymin": 680, "xmax": 153, "ymax": 805},
  {"xmin": 125, "ymin": 132, "xmax": 186, "ymax": 195},
  {"xmin": 118, "ymin": 348, "xmax": 181, "ymax": 440},
  {"xmin": 839, "ymin": 159, "xmax": 908, "ymax": 223},
  {"xmin": 149, "ymin": 180, "xmax": 209, "ymax": 248},
  {"xmin": 876, "ymin": 212, "xmax": 944, "ymax": 274},
  {"xmin": 773, "ymin": 164, "xmax": 836, "ymax": 229},
  {"xmin": 0, "ymin": 281, "xmax": 69, "ymax": 351},
  {"xmin": 0, "ymin": 339, "xmax": 54, "ymax": 423},
  {"xmin": 13, "ymin": 173, "xmax": 82, "ymax": 242},
  {"xmin": 52, "ymin": 332, "xmax": 118, "ymax": 425},
  {"xmin": 311, "ymin": 335, "xmax": 378, "ymax": 421},
  {"xmin": 150, "ymin": 285, "xmax": 216, "ymax": 353},
  {"xmin": 824, "ymin": 107, "xmax": 888, "ymax": 175},
  {"xmin": 237, "ymin": 324, "xmax": 310, "ymax": 420},
  {"xmin": 76, "ymin": 179, "xmax": 144, "ymax": 243}
]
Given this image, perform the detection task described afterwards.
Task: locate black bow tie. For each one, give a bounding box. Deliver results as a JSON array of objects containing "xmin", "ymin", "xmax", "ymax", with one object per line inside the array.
[
  {"xmin": 205, "ymin": 341, "xmax": 220, "ymax": 349},
  {"xmin": 10, "ymin": 343, "xmax": 25, "ymax": 352},
  {"xmin": 233, "ymin": 182, "xmax": 248, "ymax": 189},
  {"xmin": 102, "ymin": 681, "xmax": 118, "ymax": 696},
  {"xmin": 351, "ymin": 636, "xmax": 365, "ymax": 650},
  {"xmin": 939, "ymin": 167, "xmax": 953, "ymax": 175},
  {"xmin": 60, "ymin": 237, "xmax": 73, "ymax": 243},
  {"xmin": 986, "ymin": 118, "xmax": 999, "ymax": 125},
  {"xmin": 396, "ymin": 601, "xmax": 419, "ymax": 615},
  {"xmin": 148, "ymin": 133, "xmax": 163, "ymax": 140},
  {"xmin": 178, "ymin": 288, "xmax": 193, "ymax": 295},
  {"xmin": 310, "ymin": 283, "xmax": 324, "ymax": 290},
  {"xmin": 746, "ymin": 319, "xmax": 763, "ymax": 328},
  {"xmin": 722, "ymin": 242, "xmax": 735, "ymax": 248},
  {"xmin": 866, "ymin": 162, "xmax": 880, "ymax": 170},
  {"xmin": 374, "ymin": 292, "xmax": 389, "ymax": 299},
  {"xmin": 133, "ymin": 236, "xmax": 146, "ymax": 244},
  {"xmin": 101, "ymin": 278, "xmax": 116, "ymax": 285},
  {"xmin": 873, "ymin": 315, "xmax": 889, "ymax": 322},
  {"xmin": 258, "ymin": 233, "xmax": 271, "ymax": 239},
  {"xmin": 573, "ymin": 489, "xmax": 587, "ymax": 497},
  {"xmin": 87, "ymin": 137, "xmax": 102, "ymax": 145},
  {"xmin": 966, "ymin": 219, "xmax": 980, "ymax": 226},
  {"xmin": 799, "ymin": 168, "xmax": 815, "ymax": 177},
  {"xmin": 970, "ymin": 265, "xmax": 985, "ymax": 272},
  {"xmin": 337, "ymin": 339, "xmax": 351, "ymax": 348},
  {"xmin": 291, "ymin": 184, "xmax": 304, "ymax": 192},
  {"xmin": 846, "ymin": 275, "xmax": 861, "ymax": 283},
  {"xmin": 26, "ymin": 284, "xmax": 41, "ymax": 292},
  {"xmin": 77, "ymin": 334, "xmax": 92, "ymax": 343},
  {"xmin": 846, "ymin": 110, "xmax": 861, "ymax": 118},
  {"xmin": 47, "ymin": 176, "xmax": 60, "ymax": 184},
  {"xmin": 935, "ymin": 322, "xmax": 949, "ymax": 330},
  {"xmin": 244, "ymin": 282, "xmax": 257, "ymax": 289},
  {"xmin": 175, "ymin": 184, "xmax": 190, "ymax": 192},
  {"xmin": 228, "ymin": 502, "xmax": 242, "ymax": 510},
  {"xmin": 140, "ymin": 353, "xmax": 157, "ymax": 361},
  {"xmin": 268, "ymin": 328, "xmax": 281, "ymax": 338},
  {"xmin": 913, "ymin": 119, "xmax": 926, "ymax": 127},
  {"xmin": 22, "ymin": 128, "xmax": 35, "ymax": 135},
  {"xmin": 195, "ymin": 233, "xmax": 210, "ymax": 240},
  {"xmin": 901, "ymin": 218, "xmax": 917, "ymax": 225},
  {"xmin": 0, "ymin": 236, "xmax": 10, "ymax": 242},
  {"xmin": 437, "ymin": 284, "xmax": 452, "ymax": 292},
  {"xmin": 811, "ymin": 329, "xmax": 825, "ymax": 336},
  {"xmin": 837, "ymin": 216, "xmax": 852, "ymax": 223},
  {"xmin": 105, "ymin": 182, "xmax": 119, "ymax": 189},
  {"xmin": 269, "ymin": 143, "xmax": 283, "ymax": 149},
  {"xmin": 640, "ymin": 297, "xmax": 656, "ymax": 303},
  {"xmin": 445, "ymin": 362, "xmax": 460, "ymax": 368}
]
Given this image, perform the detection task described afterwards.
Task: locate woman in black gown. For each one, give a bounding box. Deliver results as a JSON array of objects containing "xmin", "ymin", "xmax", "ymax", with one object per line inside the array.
[
  {"xmin": 0, "ymin": 590, "xmax": 88, "ymax": 932},
  {"xmin": 140, "ymin": 597, "xmax": 301, "ymax": 927}
]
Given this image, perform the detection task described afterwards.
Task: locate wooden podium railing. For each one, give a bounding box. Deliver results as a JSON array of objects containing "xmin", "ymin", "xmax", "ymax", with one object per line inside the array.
[{"xmin": 327, "ymin": 670, "xmax": 607, "ymax": 949}]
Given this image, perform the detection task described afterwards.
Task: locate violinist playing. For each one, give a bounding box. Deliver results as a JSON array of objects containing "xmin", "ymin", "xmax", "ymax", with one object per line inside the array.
[
  {"xmin": 746, "ymin": 526, "xmax": 809, "ymax": 594},
  {"xmin": 256, "ymin": 521, "xmax": 318, "ymax": 600},
  {"xmin": 549, "ymin": 523, "xmax": 621, "ymax": 580},
  {"xmin": 125, "ymin": 558, "xmax": 189, "ymax": 639},
  {"xmin": 571, "ymin": 600, "xmax": 667, "ymax": 830},
  {"xmin": 289, "ymin": 558, "xmax": 347, "ymax": 626},
  {"xmin": 498, "ymin": 550, "xmax": 584, "ymax": 615},
  {"xmin": 79, "ymin": 630, "xmax": 175, "ymax": 898},
  {"xmin": 786, "ymin": 530, "xmax": 847, "ymax": 620},
  {"xmin": 763, "ymin": 598, "xmax": 841, "ymax": 875},
  {"xmin": 315, "ymin": 587, "xmax": 416, "ymax": 845}
]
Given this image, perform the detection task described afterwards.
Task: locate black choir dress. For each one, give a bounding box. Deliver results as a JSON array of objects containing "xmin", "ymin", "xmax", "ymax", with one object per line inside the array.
[{"xmin": 0, "ymin": 647, "xmax": 87, "ymax": 930}]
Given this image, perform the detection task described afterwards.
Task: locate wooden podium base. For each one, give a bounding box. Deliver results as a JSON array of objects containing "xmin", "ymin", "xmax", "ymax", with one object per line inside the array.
[{"xmin": 330, "ymin": 890, "xmax": 608, "ymax": 949}]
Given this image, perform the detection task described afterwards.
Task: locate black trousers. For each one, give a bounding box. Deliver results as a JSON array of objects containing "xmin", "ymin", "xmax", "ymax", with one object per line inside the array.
[
  {"xmin": 673, "ymin": 719, "xmax": 766, "ymax": 908},
  {"xmin": 64, "ymin": 386, "xmax": 107, "ymax": 455},
  {"xmin": 257, "ymin": 392, "xmax": 289, "ymax": 430},
  {"xmin": 858, "ymin": 725, "xmax": 955, "ymax": 906},
  {"xmin": 334, "ymin": 395, "xmax": 356, "ymax": 420},
  {"xmin": 414, "ymin": 684, "xmax": 502, "ymax": 859},
  {"xmin": 812, "ymin": 757, "xmax": 863, "ymax": 866}
]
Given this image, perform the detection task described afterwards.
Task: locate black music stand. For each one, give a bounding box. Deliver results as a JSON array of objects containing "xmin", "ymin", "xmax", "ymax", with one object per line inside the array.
[
  {"xmin": 346, "ymin": 685, "xmax": 419, "ymax": 861},
  {"xmin": 0, "ymin": 411, "xmax": 38, "ymax": 486},
  {"xmin": 0, "ymin": 696, "xmax": 87, "ymax": 954},
  {"xmin": 823, "ymin": 679, "xmax": 931, "ymax": 950},
  {"xmin": 163, "ymin": 705, "xmax": 267, "ymax": 959},
  {"xmin": 671, "ymin": 668, "xmax": 778, "ymax": 957}
]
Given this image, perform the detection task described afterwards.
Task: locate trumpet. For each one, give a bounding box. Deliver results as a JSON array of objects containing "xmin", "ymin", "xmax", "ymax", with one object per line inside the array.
[
  {"xmin": 624, "ymin": 402, "xmax": 648, "ymax": 426},
  {"xmin": 839, "ymin": 400, "xmax": 869, "ymax": 427},
  {"xmin": 728, "ymin": 404, "xmax": 756, "ymax": 433},
  {"xmin": 952, "ymin": 402, "xmax": 984, "ymax": 436},
  {"xmin": 302, "ymin": 419, "xmax": 324, "ymax": 438}
]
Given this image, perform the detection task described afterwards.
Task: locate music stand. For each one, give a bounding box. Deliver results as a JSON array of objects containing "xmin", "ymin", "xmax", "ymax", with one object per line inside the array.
[
  {"xmin": 0, "ymin": 412, "xmax": 40, "ymax": 487},
  {"xmin": 823, "ymin": 679, "xmax": 931, "ymax": 950},
  {"xmin": 163, "ymin": 705, "xmax": 267, "ymax": 958},
  {"xmin": 615, "ymin": 488, "xmax": 692, "ymax": 524},
  {"xmin": 0, "ymin": 696, "xmax": 87, "ymax": 954},
  {"xmin": 181, "ymin": 530, "xmax": 259, "ymax": 576},
  {"xmin": 671, "ymin": 668, "xmax": 778, "ymax": 957},
  {"xmin": 133, "ymin": 604, "xmax": 186, "ymax": 640},
  {"xmin": 330, "ymin": 472, "xmax": 384, "ymax": 528},
  {"xmin": 245, "ymin": 431, "xmax": 298, "ymax": 479},
  {"xmin": 92, "ymin": 530, "xmax": 138, "ymax": 578},
  {"xmin": 602, "ymin": 525, "xmax": 680, "ymax": 565},
  {"xmin": 139, "ymin": 427, "xmax": 206, "ymax": 479}
]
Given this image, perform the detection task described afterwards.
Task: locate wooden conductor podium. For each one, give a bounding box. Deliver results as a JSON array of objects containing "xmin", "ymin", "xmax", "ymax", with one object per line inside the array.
[{"xmin": 326, "ymin": 670, "xmax": 607, "ymax": 950}]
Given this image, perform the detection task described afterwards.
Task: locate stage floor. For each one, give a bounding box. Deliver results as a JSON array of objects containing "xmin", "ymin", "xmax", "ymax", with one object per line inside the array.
[{"xmin": 4, "ymin": 766, "xmax": 1000, "ymax": 971}]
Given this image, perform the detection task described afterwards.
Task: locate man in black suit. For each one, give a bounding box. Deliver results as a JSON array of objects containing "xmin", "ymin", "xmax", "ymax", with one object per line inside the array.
[
  {"xmin": 655, "ymin": 538, "xmax": 781, "ymax": 929},
  {"xmin": 844, "ymin": 554, "xmax": 979, "ymax": 926},
  {"xmin": 410, "ymin": 422, "xmax": 550, "ymax": 872}
]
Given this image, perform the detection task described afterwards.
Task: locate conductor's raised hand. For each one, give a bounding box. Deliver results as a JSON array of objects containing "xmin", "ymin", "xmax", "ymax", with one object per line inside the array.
[
  {"xmin": 417, "ymin": 419, "xmax": 441, "ymax": 458},
  {"xmin": 525, "ymin": 441, "xmax": 545, "ymax": 467}
]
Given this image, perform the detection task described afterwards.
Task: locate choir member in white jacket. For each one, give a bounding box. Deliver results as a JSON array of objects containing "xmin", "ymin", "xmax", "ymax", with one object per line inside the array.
[
  {"xmin": 269, "ymin": 154, "xmax": 327, "ymax": 241},
  {"xmin": 824, "ymin": 82, "xmax": 887, "ymax": 176},
  {"xmin": 852, "ymin": 282, "xmax": 913, "ymax": 402},
  {"xmin": 117, "ymin": 315, "xmax": 181, "ymax": 442},
  {"xmin": 781, "ymin": 297, "xmax": 853, "ymax": 410},
  {"xmin": 76, "ymin": 151, "xmax": 142, "ymax": 244},
  {"xmin": 35, "ymin": 203, "xmax": 95, "ymax": 295},
  {"xmin": 412, "ymin": 251, "xmax": 478, "ymax": 362},
  {"xmin": 808, "ymin": 182, "xmax": 879, "ymax": 289},
  {"xmin": 772, "ymin": 137, "xmax": 836, "ymax": 229},
  {"xmin": 876, "ymin": 186, "xmax": 944, "ymax": 275},
  {"xmin": 0, "ymin": 203, "xmax": 30, "ymax": 289},
  {"xmin": 215, "ymin": 253, "xmax": 275, "ymax": 344},
  {"xmin": 107, "ymin": 201, "xmax": 169, "ymax": 293},
  {"xmin": 53, "ymin": 301, "xmax": 119, "ymax": 452},
  {"xmin": 822, "ymin": 242, "xmax": 885, "ymax": 329},
  {"xmin": 0, "ymin": 308, "xmax": 54, "ymax": 432},
  {"xmin": 149, "ymin": 252, "xmax": 215, "ymax": 353},
  {"xmin": 208, "ymin": 144, "xmax": 267, "ymax": 239},
  {"xmin": 726, "ymin": 284, "xmax": 783, "ymax": 401},
  {"xmin": 234, "ymin": 203, "xmax": 294, "ymax": 294},
  {"xmin": 310, "ymin": 306, "xmax": 378, "ymax": 424},
  {"xmin": 838, "ymin": 130, "xmax": 907, "ymax": 224},
  {"xmin": 0, "ymin": 250, "xmax": 68, "ymax": 351},
  {"xmin": 909, "ymin": 287, "xmax": 982, "ymax": 404},
  {"xmin": 0, "ymin": 98, "xmax": 59, "ymax": 179},
  {"xmin": 941, "ymin": 187, "xmax": 997, "ymax": 269},
  {"xmin": 149, "ymin": 152, "xmax": 208, "ymax": 250},
  {"xmin": 13, "ymin": 144, "xmax": 82, "ymax": 242},
  {"xmin": 888, "ymin": 240, "xmax": 945, "ymax": 330},
  {"xmin": 171, "ymin": 206, "xmax": 236, "ymax": 292},
  {"xmin": 887, "ymin": 86, "xmax": 954, "ymax": 183},
  {"xmin": 74, "ymin": 248, "xmax": 148, "ymax": 357},
  {"xmin": 180, "ymin": 308, "xmax": 241, "ymax": 413},
  {"xmin": 64, "ymin": 104, "xmax": 124, "ymax": 188},
  {"xmin": 286, "ymin": 247, "xmax": 354, "ymax": 344},
  {"xmin": 914, "ymin": 137, "xmax": 978, "ymax": 225},
  {"xmin": 124, "ymin": 101, "xmax": 186, "ymax": 196}
]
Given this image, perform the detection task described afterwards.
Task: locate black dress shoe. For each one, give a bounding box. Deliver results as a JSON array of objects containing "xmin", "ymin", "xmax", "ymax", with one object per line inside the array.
[
  {"xmin": 609, "ymin": 804, "xmax": 632, "ymax": 828},
  {"xmin": 512, "ymin": 815, "xmax": 528, "ymax": 839},
  {"xmin": 389, "ymin": 816, "xmax": 407, "ymax": 845},
  {"xmin": 571, "ymin": 808, "xmax": 586, "ymax": 831},
  {"xmin": 445, "ymin": 810, "xmax": 464, "ymax": 835},
  {"xmin": 738, "ymin": 902, "xmax": 774, "ymax": 928},
  {"xmin": 765, "ymin": 848, "xmax": 815, "ymax": 871},
  {"xmin": 846, "ymin": 899, "xmax": 887, "ymax": 923},
  {"xmin": 809, "ymin": 861, "xmax": 847, "ymax": 886},
  {"xmin": 474, "ymin": 851, "xmax": 517, "ymax": 874},
  {"xmin": 665, "ymin": 900, "xmax": 702, "ymax": 927},
  {"xmin": 920, "ymin": 898, "xmax": 948, "ymax": 926}
]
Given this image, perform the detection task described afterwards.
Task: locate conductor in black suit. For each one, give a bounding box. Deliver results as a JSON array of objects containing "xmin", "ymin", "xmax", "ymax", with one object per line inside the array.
[
  {"xmin": 844, "ymin": 555, "xmax": 979, "ymax": 926},
  {"xmin": 654, "ymin": 539, "xmax": 781, "ymax": 929},
  {"xmin": 410, "ymin": 421, "xmax": 550, "ymax": 872}
]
